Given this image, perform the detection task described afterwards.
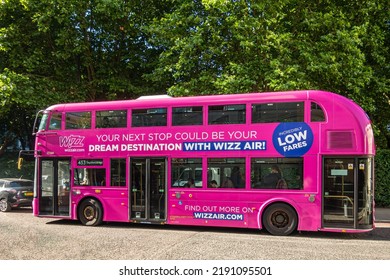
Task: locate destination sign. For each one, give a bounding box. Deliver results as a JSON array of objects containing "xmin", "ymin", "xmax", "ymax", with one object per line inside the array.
[{"xmin": 77, "ymin": 159, "xmax": 103, "ymax": 166}]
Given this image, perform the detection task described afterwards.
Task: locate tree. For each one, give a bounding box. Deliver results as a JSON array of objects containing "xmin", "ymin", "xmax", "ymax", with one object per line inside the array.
[
  {"xmin": 0, "ymin": 0, "xmax": 170, "ymax": 152},
  {"xmin": 1, "ymin": 0, "xmax": 169, "ymax": 101},
  {"xmin": 147, "ymin": 0, "xmax": 390, "ymax": 146},
  {"xmin": 1, "ymin": 0, "xmax": 389, "ymax": 149}
]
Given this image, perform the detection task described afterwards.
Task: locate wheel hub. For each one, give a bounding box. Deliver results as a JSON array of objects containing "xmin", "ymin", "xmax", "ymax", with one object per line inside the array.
[
  {"xmin": 272, "ymin": 211, "xmax": 289, "ymax": 228},
  {"xmin": 83, "ymin": 206, "xmax": 95, "ymax": 221}
]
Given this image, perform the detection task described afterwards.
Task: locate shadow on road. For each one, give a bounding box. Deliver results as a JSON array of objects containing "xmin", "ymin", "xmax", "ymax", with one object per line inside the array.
[
  {"xmin": 45, "ymin": 218, "xmax": 390, "ymax": 241},
  {"xmin": 3, "ymin": 207, "xmax": 33, "ymax": 214}
]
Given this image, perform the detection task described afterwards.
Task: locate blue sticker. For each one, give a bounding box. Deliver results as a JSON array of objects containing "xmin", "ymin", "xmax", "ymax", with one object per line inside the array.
[{"xmin": 272, "ymin": 122, "xmax": 313, "ymax": 157}]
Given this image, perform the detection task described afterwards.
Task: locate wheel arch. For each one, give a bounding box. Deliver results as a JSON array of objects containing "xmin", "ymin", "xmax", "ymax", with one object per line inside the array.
[
  {"xmin": 76, "ymin": 196, "xmax": 105, "ymax": 222},
  {"xmin": 257, "ymin": 198, "xmax": 300, "ymax": 230},
  {"xmin": 0, "ymin": 191, "xmax": 11, "ymax": 200}
]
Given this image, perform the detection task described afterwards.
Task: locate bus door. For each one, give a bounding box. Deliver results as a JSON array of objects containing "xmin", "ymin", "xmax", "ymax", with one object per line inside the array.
[
  {"xmin": 130, "ymin": 158, "xmax": 166, "ymax": 221},
  {"xmin": 323, "ymin": 157, "xmax": 373, "ymax": 229},
  {"xmin": 38, "ymin": 158, "xmax": 71, "ymax": 216}
]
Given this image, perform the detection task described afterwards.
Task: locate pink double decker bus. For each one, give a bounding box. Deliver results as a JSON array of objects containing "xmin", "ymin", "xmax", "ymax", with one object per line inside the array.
[{"xmin": 32, "ymin": 90, "xmax": 375, "ymax": 235}]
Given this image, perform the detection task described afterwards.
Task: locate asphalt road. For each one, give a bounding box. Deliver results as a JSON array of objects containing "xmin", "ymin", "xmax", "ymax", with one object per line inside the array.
[{"xmin": 1, "ymin": 209, "xmax": 389, "ymax": 260}]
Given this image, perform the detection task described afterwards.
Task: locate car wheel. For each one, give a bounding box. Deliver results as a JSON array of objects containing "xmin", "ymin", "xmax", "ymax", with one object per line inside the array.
[
  {"xmin": 0, "ymin": 198, "xmax": 12, "ymax": 212},
  {"xmin": 78, "ymin": 198, "xmax": 103, "ymax": 226}
]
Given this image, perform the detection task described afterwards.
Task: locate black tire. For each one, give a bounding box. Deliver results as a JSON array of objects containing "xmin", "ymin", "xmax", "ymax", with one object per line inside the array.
[
  {"xmin": 78, "ymin": 198, "xmax": 103, "ymax": 226},
  {"xmin": 262, "ymin": 203, "xmax": 297, "ymax": 236},
  {"xmin": 0, "ymin": 197, "xmax": 11, "ymax": 212}
]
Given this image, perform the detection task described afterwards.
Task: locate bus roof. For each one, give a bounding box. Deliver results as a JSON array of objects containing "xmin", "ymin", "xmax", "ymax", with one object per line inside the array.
[
  {"xmin": 47, "ymin": 90, "xmax": 312, "ymax": 111},
  {"xmin": 45, "ymin": 90, "xmax": 367, "ymax": 122}
]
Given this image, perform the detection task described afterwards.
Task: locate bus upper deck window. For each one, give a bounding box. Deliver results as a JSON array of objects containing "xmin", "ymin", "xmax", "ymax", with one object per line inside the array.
[
  {"xmin": 172, "ymin": 106, "xmax": 203, "ymax": 126},
  {"xmin": 65, "ymin": 112, "xmax": 91, "ymax": 129},
  {"xmin": 96, "ymin": 110, "xmax": 127, "ymax": 128},
  {"xmin": 132, "ymin": 108, "xmax": 167, "ymax": 127},
  {"xmin": 208, "ymin": 104, "xmax": 246, "ymax": 125},
  {"xmin": 48, "ymin": 112, "xmax": 62, "ymax": 130},
  {"xmin": 311, "ymin": 102, "xmax": 326, "ymax": 122},
  {"xmin": 252, "ymin": 102, "xmax": 304, "ymax": 123}
]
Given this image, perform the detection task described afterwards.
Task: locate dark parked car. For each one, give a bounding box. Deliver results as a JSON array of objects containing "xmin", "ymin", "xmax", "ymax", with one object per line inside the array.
[{"xmin": 0, "ymin": 178, "xmax": 34, "ymax": 212}]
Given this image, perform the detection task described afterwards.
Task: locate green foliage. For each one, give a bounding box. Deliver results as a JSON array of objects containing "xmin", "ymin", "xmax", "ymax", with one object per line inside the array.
[
  {"xmin": 146, "ymin": 0, "xmax": 390, "ymax": 146},
  {"xmin": 147, "ymin": 0, "xmax": 388, "ymax": 96},
  {"xmin": 0, "ymin": 0, "xmax": 389, "ymax": 201},
  {"xmin": 0, "ymin": 0, "xmax": 390, "ymax": 148},
  {"xmin": 1, "ymin": 0, "xmax": 170, "ymax": 151},
  {"xmin": 0, "ymin": 152, "xmax": 34, "ymax": 179},
  {"xmin": 375, "ymin": 149, "xmax": 390, "ymax": 207},
  {"xmin": 1, "ymin": 0, "xmax": 169, "ymax": 105}
]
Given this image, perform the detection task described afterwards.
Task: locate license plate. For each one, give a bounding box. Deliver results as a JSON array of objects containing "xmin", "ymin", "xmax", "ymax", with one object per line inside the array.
[{"xmin": 24, "ymin": 192, "xmax": 33, "ymax": 196}]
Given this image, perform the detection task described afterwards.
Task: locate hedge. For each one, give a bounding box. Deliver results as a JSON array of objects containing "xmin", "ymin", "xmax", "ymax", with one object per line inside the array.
[{"xmin": 375, "ymin": 149, "xmax": 390, "ymax": 207}]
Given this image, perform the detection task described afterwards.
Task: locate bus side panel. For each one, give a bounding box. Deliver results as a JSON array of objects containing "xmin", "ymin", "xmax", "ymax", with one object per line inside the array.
[
  {"xmin": 167, "ymin": 191, "xmax": 322, "ymax": 231},
  {"xmin": 72, "ymin": 188, "xmax": 129, "ymax": 222}
]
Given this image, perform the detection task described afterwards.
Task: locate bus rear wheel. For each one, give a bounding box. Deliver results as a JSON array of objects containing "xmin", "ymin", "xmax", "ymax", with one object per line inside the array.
[
  {"xmin": 79, "ymin": 198, "xmax": 103, "ymax": 226},
  {"xmin": 262, "ymin": 203, "xmax": 297, "ymax": 236}
]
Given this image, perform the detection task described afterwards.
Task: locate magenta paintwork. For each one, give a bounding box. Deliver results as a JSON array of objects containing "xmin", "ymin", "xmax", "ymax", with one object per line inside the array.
[{"xmin": 33, "ymin": 90, "xmax": 375, "ymax": 233}]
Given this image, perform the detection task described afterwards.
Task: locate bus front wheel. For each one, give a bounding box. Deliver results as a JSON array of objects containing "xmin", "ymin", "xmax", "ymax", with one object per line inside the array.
[
  {"xmin": 78, "ymin": 198, "xmax": 103, "ymax": 226},
  {"xmin": 262, "ymin": 203, "xmax": 297, "ymax": 236}
]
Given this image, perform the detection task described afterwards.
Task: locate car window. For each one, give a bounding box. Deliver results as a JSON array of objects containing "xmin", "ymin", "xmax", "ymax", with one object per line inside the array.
[
  {"xmin": 10, "ymin": 182, "xmax": 22, "ymax": 188},
  {"xmin": 0, "ymin": 181, "xmax": 4, "ymax": 188},
  {"xmin": 9, "ymin": 181, "xmax": 33, "ymax": 188}
]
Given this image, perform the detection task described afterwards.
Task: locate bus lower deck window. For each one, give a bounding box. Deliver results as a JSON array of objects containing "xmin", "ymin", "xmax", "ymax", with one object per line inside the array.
[
  {"xmin": 74, "ymin": 168, "xmax": 106, "ymax": 186},
  {"xmin": 251, "ymin": 158, "xmax": 303, "ymax": 189},
  {"xmin": 207, "ymin": 158, "xmax": 245, "ymax": 189},
  {"xmin": 171, "ymin": 158, "xmax": 202, "ymax": 188},
  {"xmin": 111, "ymin": 159, "xmax": 126, "ymax": 187}
]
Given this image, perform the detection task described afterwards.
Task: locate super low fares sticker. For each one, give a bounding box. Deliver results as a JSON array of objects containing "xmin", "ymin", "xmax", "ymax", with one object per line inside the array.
[{"xmin": 272, "ymin": 122, "xmax": 313, "ymax": 157}]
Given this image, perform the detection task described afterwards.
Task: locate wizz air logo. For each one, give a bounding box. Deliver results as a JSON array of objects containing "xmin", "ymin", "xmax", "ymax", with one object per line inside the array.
[{"xmin": 59, "ymin": 135, "xmax": 85, "ymax": 148}]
